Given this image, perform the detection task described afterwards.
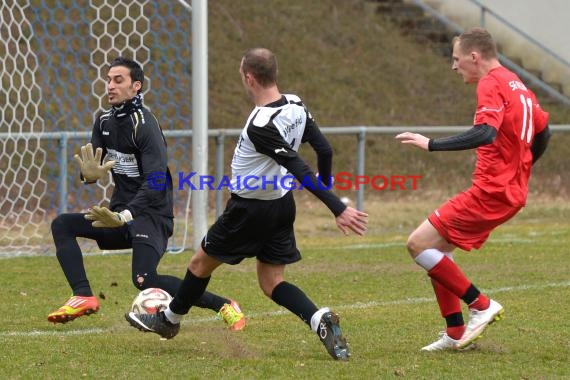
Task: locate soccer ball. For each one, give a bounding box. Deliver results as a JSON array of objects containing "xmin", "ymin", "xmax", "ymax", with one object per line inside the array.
[{"xmin": 131, "ymin": 288, "xmax": 172, "ymax": 314}]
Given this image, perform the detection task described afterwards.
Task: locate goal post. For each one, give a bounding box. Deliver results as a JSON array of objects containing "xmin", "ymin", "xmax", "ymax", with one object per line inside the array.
[{"xmin": 0, "ymin": 0, "xmax": 194, "ymax": 257}]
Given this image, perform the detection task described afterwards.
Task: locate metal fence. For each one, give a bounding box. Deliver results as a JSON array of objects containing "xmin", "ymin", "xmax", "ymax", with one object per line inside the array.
[{"xmin": 3, "ymin": 124, "xmax": 569, "ymax": 216}]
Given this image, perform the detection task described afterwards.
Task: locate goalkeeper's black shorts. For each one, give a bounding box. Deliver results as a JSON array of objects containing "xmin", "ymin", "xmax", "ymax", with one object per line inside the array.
[{"xmin": 94, "ymin": 213, "xmax": 174, "ymax": 256}]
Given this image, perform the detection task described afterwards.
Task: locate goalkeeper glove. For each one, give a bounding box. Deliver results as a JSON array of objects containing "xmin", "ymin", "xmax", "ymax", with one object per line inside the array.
[
  {"xmin": 74, "ymin": 143, "xmax": 116, "ymax": 183},
  {"xmin": 85, "ymin": 206, "xmax": 133, "ymax": 228}
]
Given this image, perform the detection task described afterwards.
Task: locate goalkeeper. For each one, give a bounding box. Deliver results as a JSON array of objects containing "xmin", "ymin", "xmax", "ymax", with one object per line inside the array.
[{"xmin": 48, "ymin": 57, "xmax": 246, "ymax": 331}]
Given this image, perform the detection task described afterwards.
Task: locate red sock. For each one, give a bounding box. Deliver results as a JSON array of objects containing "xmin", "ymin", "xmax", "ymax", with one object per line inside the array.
[
  {"xmin": 469, "ymin": 294, "xmax": 490, "ymax": 311},
  {"xmin": 432, "ymin": 278, "xmax": 461, "ymax": 317},
  {"xmin": 432, "ymin": 279, "xmax": 465, "ymax": 339},
  {"xmin": 446, "ymin": 325, "xmax": 465, "ymax": 340},
  {"xmin": 427, "ymin": 256, "xmax": 471, "ymax": 297}
]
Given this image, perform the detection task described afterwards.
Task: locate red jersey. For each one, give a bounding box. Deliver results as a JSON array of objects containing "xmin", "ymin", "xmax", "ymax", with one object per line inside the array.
[{"xmin": 472, "ymin": 66, "xmax": 549, "ymax": 207}]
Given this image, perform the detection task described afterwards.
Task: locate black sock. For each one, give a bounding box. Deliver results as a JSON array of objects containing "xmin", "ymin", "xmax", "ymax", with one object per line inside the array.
[
  {"xmin": 444, "ymin": 312, "xmax": 465, "ymax": 327},
  {"xmin": 151, "ymin": 274, "xmax": 182, "ymax": 297},
  {"xmin": 461, "ymin": 284, "xmax": 480, "ymax": 305},
  {"xmin": 169, "ymin": 269, "xmax": 210, "ymax": 315},
  {"xmin": 271, "ymin": 281, "xmax": 318, "ymax": 327},
  {"xmin": 52, "ymin": 216, "xmax": 92, "ymax": 296},
  {"xmin": 194, "ymin": 292, "xmax": 228, "ymax": 312},
  {"xmin": 156, "ymin": 275, "xmax": 227, "ymax": 311}
]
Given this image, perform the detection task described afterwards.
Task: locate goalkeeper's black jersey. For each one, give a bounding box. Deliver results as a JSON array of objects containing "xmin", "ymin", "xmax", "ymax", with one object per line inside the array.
[{"xmin": 90, "ymin": 95, "xmax": 173, "ymax": 218}]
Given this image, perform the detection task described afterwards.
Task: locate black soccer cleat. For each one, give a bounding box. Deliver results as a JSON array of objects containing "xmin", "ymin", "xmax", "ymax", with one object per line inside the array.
[
  {"xmin": 317, "ymin": 311, "xmax": 350, "ymax": 360},
  {"xmin": 125, "ymin": 310, "xmax": 180, "ymax": 339}
]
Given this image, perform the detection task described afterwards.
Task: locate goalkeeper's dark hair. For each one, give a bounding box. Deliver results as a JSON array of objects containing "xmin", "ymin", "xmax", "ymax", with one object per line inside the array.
[{"xmin": 109, "ymin": 57, "xmax": 144, "ymax": 94}]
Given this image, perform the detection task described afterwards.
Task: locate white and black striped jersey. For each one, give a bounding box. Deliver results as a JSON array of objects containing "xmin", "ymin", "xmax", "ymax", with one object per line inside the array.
[
  {"xmin": 231, "ymin": 94, "xmax": 346, "ymax": 216},
  {"xmin": 90, "ymin": 95, "xmax": 173, "ymax": 218}
]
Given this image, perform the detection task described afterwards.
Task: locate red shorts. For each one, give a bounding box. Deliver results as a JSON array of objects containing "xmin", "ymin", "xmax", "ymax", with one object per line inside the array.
[{"xmin": 428, "ymin": 187, "xmax": 521, "ymax": 251}]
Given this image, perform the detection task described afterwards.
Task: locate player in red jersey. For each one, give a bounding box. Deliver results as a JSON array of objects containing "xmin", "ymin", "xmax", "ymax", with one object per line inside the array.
[{"xmin": 396, "ymin": 27, "xmax": 551, "ymax": 351}]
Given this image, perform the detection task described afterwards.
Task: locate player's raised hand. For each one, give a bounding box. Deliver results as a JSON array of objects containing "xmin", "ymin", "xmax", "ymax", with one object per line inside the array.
[
  {"xmin": 335, "ymin": 206, "xmax": 368, "ymax": 236},
  {"xmin": 74, "ymin": 143, "xmax": 116, "ymax": 182},
  {"xmin": 395, "ymin": 132, "xmax": 430, "ymax": 151}
]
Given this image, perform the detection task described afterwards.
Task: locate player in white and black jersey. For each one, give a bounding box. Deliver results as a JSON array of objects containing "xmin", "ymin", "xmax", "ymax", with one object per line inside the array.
[
  {"xmin": 230, "ymin": 92, "xmax": 340, "ymax": 205},
  {"xmin": 48, "ymin": 57, "xmax": 246, "ymax": 331},
  {"xmin": 126, "ymin": 48, "xmax": 368, "ymax": 360}
]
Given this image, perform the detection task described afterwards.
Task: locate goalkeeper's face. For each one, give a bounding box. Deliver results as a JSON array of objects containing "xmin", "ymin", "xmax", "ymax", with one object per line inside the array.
[{"xmin": 107, "ymin": 65, "xmax": 142, "ymax": 106}]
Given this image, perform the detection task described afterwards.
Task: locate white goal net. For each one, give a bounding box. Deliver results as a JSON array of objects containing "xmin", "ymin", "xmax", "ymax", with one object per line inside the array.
[
  {"xmin": 0, "ymin": 0, "xmax": 193, "ymax": 257},
  {"xmin": 0, "ymin": 1, "xmax": 47, "ymax": 253}
]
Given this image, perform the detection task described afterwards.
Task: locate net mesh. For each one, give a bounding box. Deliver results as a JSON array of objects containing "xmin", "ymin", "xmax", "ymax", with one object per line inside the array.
[
  {"xmin": 0, "ymin": 1, "xmax": 47, "ymax": 252},
  {"xmin": 0, "ymin": 0, "xmax": 192, "ymax": 256}
]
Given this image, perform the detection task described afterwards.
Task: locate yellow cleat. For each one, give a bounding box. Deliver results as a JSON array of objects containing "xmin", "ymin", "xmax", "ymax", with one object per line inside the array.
[
  {"xmin": 48, "ymin": 295, "xmax": 100, "ymax": 324},
  {"xmin": 218, "ymin": 300, "xmax": 246, "ymax": 331}
]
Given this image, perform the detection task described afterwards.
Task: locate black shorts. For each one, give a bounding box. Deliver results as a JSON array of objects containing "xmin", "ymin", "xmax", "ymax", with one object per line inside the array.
[
  {"xmin": 96, "ymin": 213, "xmax": 173, "ymax": 256},
  {"xmin": 202, "ymin": 191, "xmax": 301, "ymax": 265}
]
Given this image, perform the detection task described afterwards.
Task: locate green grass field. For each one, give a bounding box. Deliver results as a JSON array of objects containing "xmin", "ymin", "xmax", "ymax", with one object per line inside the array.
[{"xmin": 2, "ymin": 199, "xmax": 569, "ymax": 379}]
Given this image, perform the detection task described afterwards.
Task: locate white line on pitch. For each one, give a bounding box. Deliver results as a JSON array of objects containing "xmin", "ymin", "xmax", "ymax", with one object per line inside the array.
[
  {"xmin": 3, "ymin": 280, "xmax": 569, "ymax": 337},
  {"xmin": 0, "ymin": 327, "xmax": 105, "ymax": 337}
]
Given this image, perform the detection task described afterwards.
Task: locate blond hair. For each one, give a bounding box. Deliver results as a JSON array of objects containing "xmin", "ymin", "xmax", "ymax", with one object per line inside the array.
[{"xmin": 453, "ymin": 27, "xmax": 498, "ymax": 59}]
